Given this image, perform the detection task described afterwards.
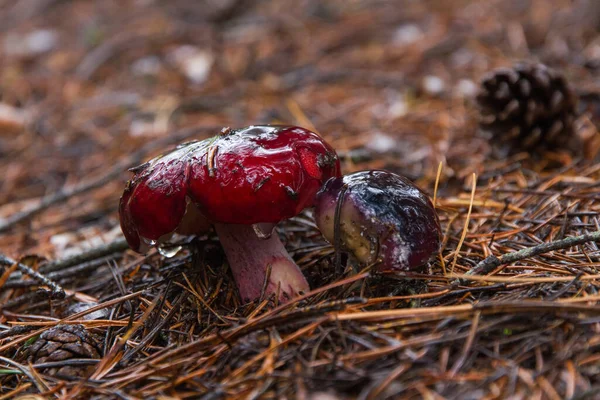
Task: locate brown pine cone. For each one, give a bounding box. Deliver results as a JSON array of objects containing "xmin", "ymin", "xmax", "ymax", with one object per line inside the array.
[
  {"xmin": 476, "ymin": 63, "xmax": 579, "ymax": 155},
  {"xmin": 26, "ymin": 324, "xmax": 101, "ymax": 377}
]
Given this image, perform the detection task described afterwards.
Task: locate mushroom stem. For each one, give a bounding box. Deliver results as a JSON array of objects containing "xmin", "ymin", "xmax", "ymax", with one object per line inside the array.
[{"xmin": 214, "ymin": 223, "xmax": 309, "ymax": 303}]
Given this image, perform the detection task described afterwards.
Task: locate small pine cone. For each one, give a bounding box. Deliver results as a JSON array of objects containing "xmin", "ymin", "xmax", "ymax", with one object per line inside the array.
[
  {"xmin": 477, "ymin": 63, "xmax": 579, "ymax": 154},
  {"xmin": 26, "ymin": 324, "xmax": 101, "ymax": 377}
]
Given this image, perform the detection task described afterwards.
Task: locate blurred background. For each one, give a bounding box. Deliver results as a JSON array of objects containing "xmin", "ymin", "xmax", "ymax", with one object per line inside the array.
[{"xmin": 1, "ymin": 0, "xmax": 599, "ymax": 259}]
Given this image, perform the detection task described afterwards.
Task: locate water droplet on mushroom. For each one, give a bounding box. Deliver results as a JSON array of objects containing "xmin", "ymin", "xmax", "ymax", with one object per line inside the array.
[
  {"xmin": 142, "ymin": 237, "xmax": 157, "ymax": 246},
  {"xmin": 158, "ymin": 245, "xmax": 182, "ymax": 258}
]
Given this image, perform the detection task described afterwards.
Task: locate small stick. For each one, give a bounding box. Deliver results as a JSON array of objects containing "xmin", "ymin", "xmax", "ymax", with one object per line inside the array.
[
  {"xmin": 1, "ymin": 291, "xmax": 41, "ymax": 309},
  {"xmin": 5, "ymin": 256, "xmax": 116, "ymax": 289},
  {"xmin": 4, "ymin": 238, "xmax": 130, "ymax": 293},
  {"xmin": 0, "ymin": 324, "xmax": 38, "ymax": 340},
  {"xmin": 0, "ymin": 125, "xmax": 220, "ymax": 234},
  {"xmin": 0, "ymin": 163, "xmax": 122, "ymax": 233},
  {"xmin": 259, "ymin": 263, "xmax": 273, "ymax": 303},
  {"xmin": 0, "ymin": 254, "xmax": 64, "ymax": 299},
  {"xmin": 433, "ymin": 161, "xmax": 443, "ymax": 208},
  {"xmin": 466, "ymin": 230, "xmax": 600, "ymax": 277},
  {"xmin": 40, "ymin": 237, "xmax": 129, "ymax": 274},
  {"xmin": 450, "ymin": 173, "xmax": 477, "ymax": 274},
  {"xmin": 207, "ymin": 145, "xmax": 218, "ymax": 177},
  {"xmin": 120, "ymin": 294, "xmax": 184, "ymax": 363},
  {"xmin": 0, "ymin": 356, "xmax": 49, "ymax": 393}
]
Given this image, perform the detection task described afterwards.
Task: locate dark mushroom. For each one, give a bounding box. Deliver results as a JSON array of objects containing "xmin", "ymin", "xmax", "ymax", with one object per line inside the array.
[
  {"xmin": 119, "ymin": 125, "xmax": 340, "ymax": 302},
  {"xmin": 314, "ymin": 170, "xmax": 441, "ymax": 271}
]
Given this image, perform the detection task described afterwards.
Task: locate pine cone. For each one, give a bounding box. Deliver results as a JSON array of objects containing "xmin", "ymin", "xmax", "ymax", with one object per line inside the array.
[
  {"xmin": 26, "ymin": 324, "xmax": 101, "ymax": 377},
  {"xmin": 476, "ymin": 63, "xmax": 579, "ymax": 154}
]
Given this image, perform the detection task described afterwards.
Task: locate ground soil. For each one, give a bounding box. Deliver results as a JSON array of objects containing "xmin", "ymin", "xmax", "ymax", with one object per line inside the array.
[{"xmin": 1, "ymin": 1, "xmax": 600, "ymax": 399}]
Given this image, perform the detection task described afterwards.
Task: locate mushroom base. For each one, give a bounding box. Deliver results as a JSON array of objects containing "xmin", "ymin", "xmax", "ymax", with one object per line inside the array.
[{"xmin": 214, "ymin": 223, "xmax": 309, "ymax": 303}]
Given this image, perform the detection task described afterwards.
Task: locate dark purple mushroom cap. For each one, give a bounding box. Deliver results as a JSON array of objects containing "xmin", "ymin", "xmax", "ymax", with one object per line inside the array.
[{"xmin": 314, "ymin": 170, "xmax": 441, "ymax": 271}]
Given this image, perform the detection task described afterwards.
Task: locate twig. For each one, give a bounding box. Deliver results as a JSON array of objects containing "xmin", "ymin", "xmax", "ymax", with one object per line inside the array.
[
  {"xmin": 450, "ymin": 173, "xmax": 476, "ymax": 274},
  {"xmin": 40, "ymin": 238, "xmax": 129, "ymax": 274},
  {"xmin": 0, "ymin": 324, "xmax": 38, "ymax": 340},
  {"xmin": 466, "ymin": 230, "xmax": 600, "ymax": 277},
  {"xmin": 0, "ymin": 254, "xmax": 64, "ymax": 299},
  {"xmin": 0, "ymin": 291, "xmax": 42, "ymax": 309},
  {"xmin": 4, "ymin": 237, "xmax": 129, "ymax": 287},
  {"xmin": 546, "ymin": 274, "xmax": 583, "ymax": 301},
  {"xmin": 33, "ymin": 359, "xmax": 100, "ymax": 369},
  {"xmin": 120, "ymin": 294, "xmax": 184, "ymax": 363},
  {"xmin": 259, "ymin": 263, "xmax": 273, "ymax": 303},
  {"xmin": 449, "ymin": 310, "xmax": 481, "ymax": 376},
  {"xmin": 0, "ymin": 166, "xmax": 119, "ymax": 232},
  {"xmin": 5, "ymin": 255, "xmax": 117, "ymax": 289},
  {"xmin": 0, "ymin": 356, "xmax": 49, "ymax": 393},
  {"xmin": 0, "ymin": 125, "xmax": 220, "ymax": 234}
]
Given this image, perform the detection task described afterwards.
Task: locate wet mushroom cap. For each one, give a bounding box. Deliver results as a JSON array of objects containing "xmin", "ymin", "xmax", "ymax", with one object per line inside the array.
[
  {"xmin": 187, "ymin": 125, "xmax": 340, "ymax": 224},
  {"xmin": 314, "ymin": 170, "xmax": 441, "ymax": 271},
  {"xmin": 119, "ymin": 125, "xmax": 340, "ymax": 252}
]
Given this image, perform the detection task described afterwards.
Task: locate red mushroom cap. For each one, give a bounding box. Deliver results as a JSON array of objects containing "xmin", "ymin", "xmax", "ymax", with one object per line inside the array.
[{"xmin": 119, "ymin": 125, "xmax": 340, "ymax": 252}]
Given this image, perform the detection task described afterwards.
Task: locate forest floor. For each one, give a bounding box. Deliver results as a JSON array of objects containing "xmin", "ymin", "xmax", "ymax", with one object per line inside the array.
[{"xmin": 1, "ymin": 0, "xmax": 600, "ymax": 399}]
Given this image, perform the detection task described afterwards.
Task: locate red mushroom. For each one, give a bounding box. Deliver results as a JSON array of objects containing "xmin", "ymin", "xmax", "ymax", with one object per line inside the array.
[{"xmin": 119, "ymin": 125, "xmax": 340, "ymax": 302}]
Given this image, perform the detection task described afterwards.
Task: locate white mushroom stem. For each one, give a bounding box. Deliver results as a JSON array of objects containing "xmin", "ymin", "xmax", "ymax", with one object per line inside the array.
[{"xmin": 214, "ymin": 223, "xmax": 309, "ymax": 303}]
